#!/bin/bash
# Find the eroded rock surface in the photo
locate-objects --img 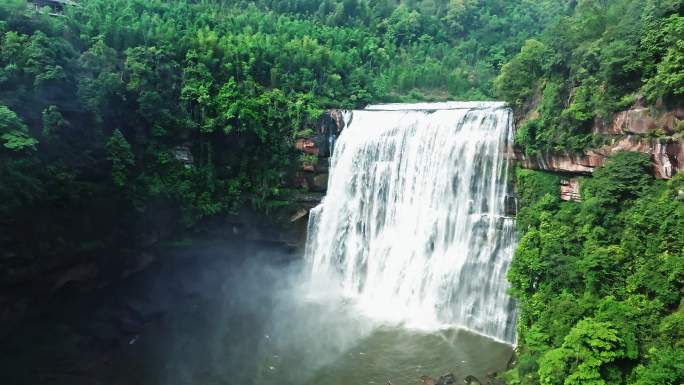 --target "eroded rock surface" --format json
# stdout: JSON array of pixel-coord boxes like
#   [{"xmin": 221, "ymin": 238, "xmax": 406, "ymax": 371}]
[
  {"xmin": 516, "ymin": 136, "xmax": 682, "ymax": 179},
  {"xmin": 600, "ymin": 107, "xmax": 684, "ymax": 135},
  {"xmin": 293, "ymin": 110, "xmax": 351, "ymax": 193},
  {"xmin": 560, "ymin": 177, "xmax": 581, "ymax": 202},
  {"xmin": 517, "ymin": 106, "xmax": 683, "ymax": 179}
]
